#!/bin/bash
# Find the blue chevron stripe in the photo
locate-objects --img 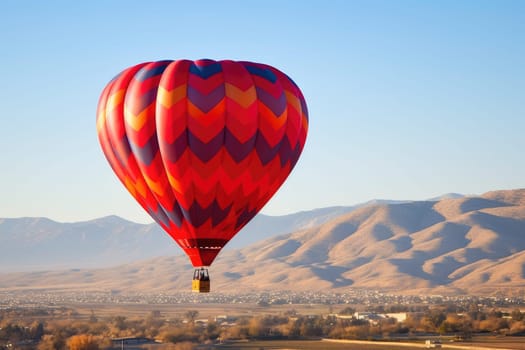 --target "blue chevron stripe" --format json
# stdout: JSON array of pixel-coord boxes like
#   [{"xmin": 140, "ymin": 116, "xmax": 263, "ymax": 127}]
[
  {"xmin": 190, "ymin": 61, "xmax": 223, "ymax": 79},
  {"xmin": 244, "ymin": 64, "xmax": 277, "ymax": 83},
  {"xmin": 134, "ymin": 61, "xmax": 171, "ymax": 82}
]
